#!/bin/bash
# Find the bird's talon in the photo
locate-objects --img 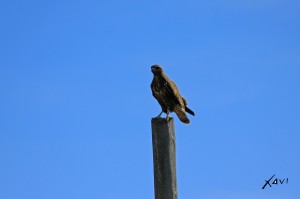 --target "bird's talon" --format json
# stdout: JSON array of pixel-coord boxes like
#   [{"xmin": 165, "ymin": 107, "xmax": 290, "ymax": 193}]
[
  {"xmin": 166, "ymin": 116, "xmax": 170, "ymax": 121},
  {"xmin": 155, "ymin": 111, "xmax": 163, "ymax": 118}
]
